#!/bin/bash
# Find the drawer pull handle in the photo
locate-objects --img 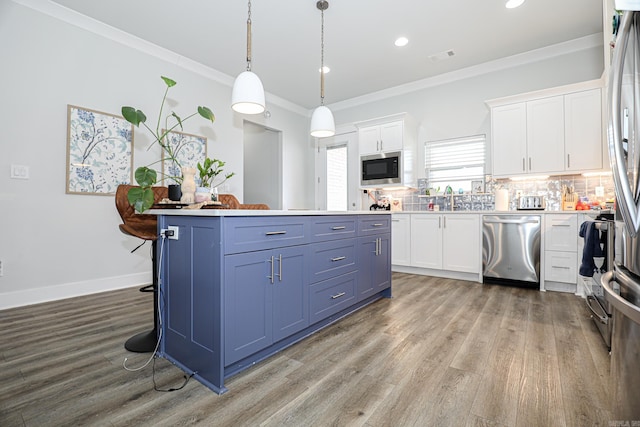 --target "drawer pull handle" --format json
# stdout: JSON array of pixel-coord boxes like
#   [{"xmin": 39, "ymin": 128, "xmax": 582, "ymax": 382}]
[
  {"xmin": 552, "ymin": 265, "xmax": 571, "ymax": 269},
  {"xmin": 331, "ymin": 226, "xmax": 346, "ymax": 230},
  {"xmin": 331, "ymin": 256, "xmax": 346, "ymax": 262},
  {"xmin": 331, "ymin": 292, "xmax": 346, "ymax": 299},
  {"xmin": 552, "ymin": 224, "xmax": 571, "ymax": 227},
  {"xmin": 265, "ymin": 230, "xmax": 287, "ymax": 236},
  {"xmin": 372, "ymin": 223, "xmax": 384, "ymax": 227}
]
